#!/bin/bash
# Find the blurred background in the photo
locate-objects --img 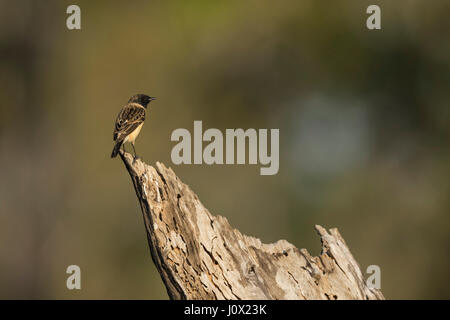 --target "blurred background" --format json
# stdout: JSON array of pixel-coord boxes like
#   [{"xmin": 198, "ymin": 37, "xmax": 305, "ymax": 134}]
[{"xmin": 0, "ymin": 0, "xmax": 449, "ymax": 299}]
